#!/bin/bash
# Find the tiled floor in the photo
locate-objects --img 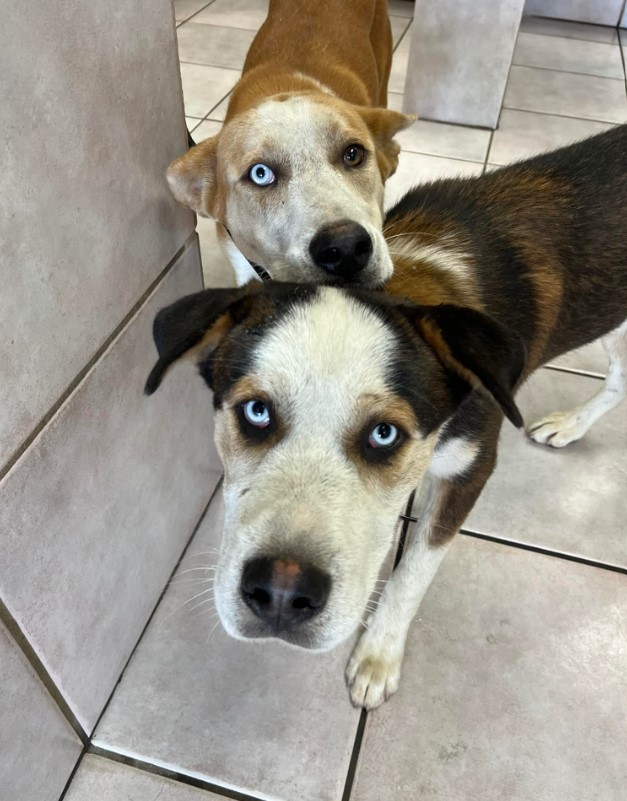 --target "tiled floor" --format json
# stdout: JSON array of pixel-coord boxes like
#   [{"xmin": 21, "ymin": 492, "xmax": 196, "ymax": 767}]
[{"xmin": 62, "ymin": 5, "xmax": 627, "ymax": 800}]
